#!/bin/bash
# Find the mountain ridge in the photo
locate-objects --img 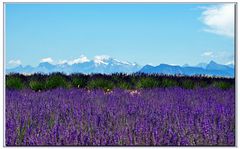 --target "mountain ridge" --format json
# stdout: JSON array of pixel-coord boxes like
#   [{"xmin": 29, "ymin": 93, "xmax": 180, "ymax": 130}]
[
  {"xmin": 139, "ymin": 61, "xmax": 234, "ymax": 77},
  {"xmin": 6, "ymin": 59, "xmax": 234, "ymax": 77},
  {"xmin": 7, "ymin": 58, "xmax": 141, "ymax": 74}
]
